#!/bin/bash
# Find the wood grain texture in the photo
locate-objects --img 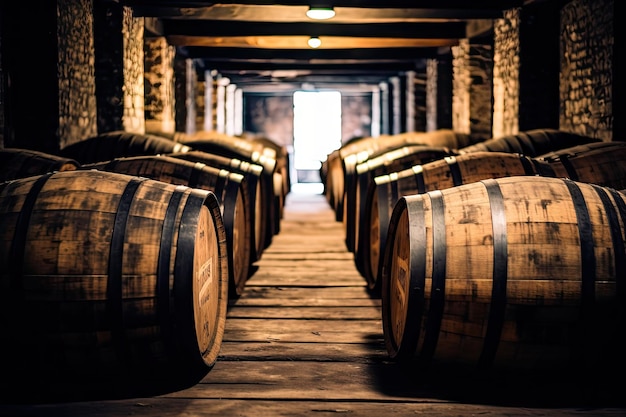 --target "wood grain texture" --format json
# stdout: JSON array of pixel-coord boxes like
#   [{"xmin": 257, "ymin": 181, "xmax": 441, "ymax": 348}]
[{"xmin": 0, "ymin": 188, "xmax": 624, "ymax": 415}]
